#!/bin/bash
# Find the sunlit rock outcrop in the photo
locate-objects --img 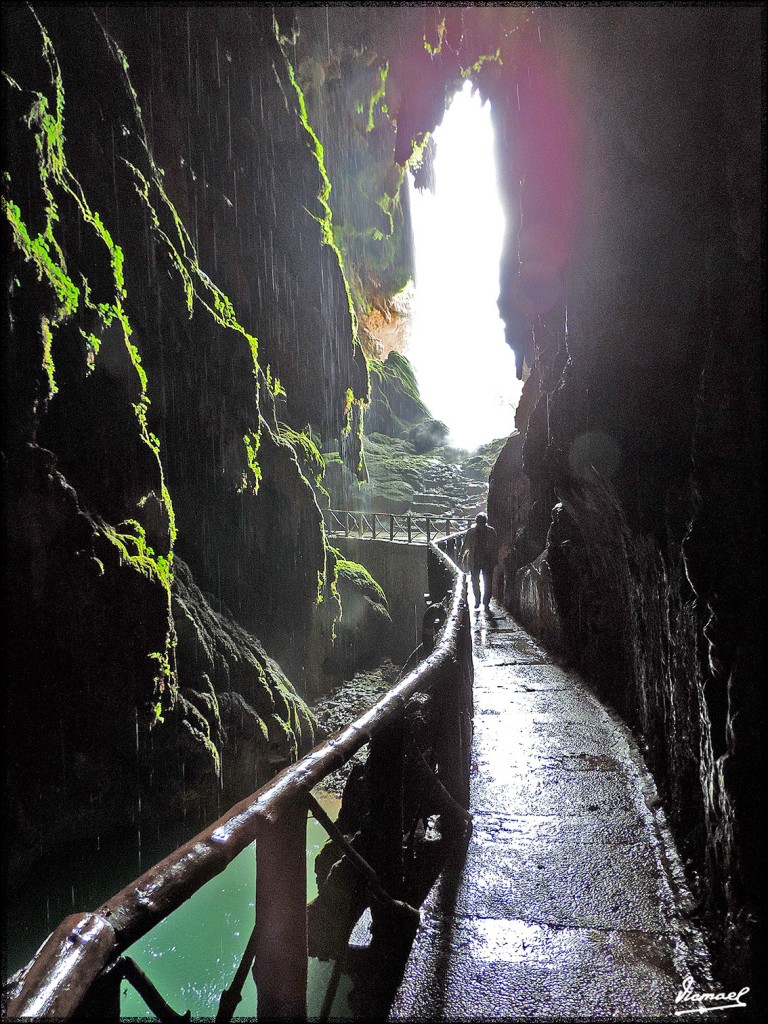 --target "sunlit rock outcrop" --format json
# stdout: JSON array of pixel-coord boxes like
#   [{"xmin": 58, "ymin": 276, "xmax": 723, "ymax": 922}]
[{"xmin": 323, "ymin": 350, "xmax": 499, "ymax": 519}]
